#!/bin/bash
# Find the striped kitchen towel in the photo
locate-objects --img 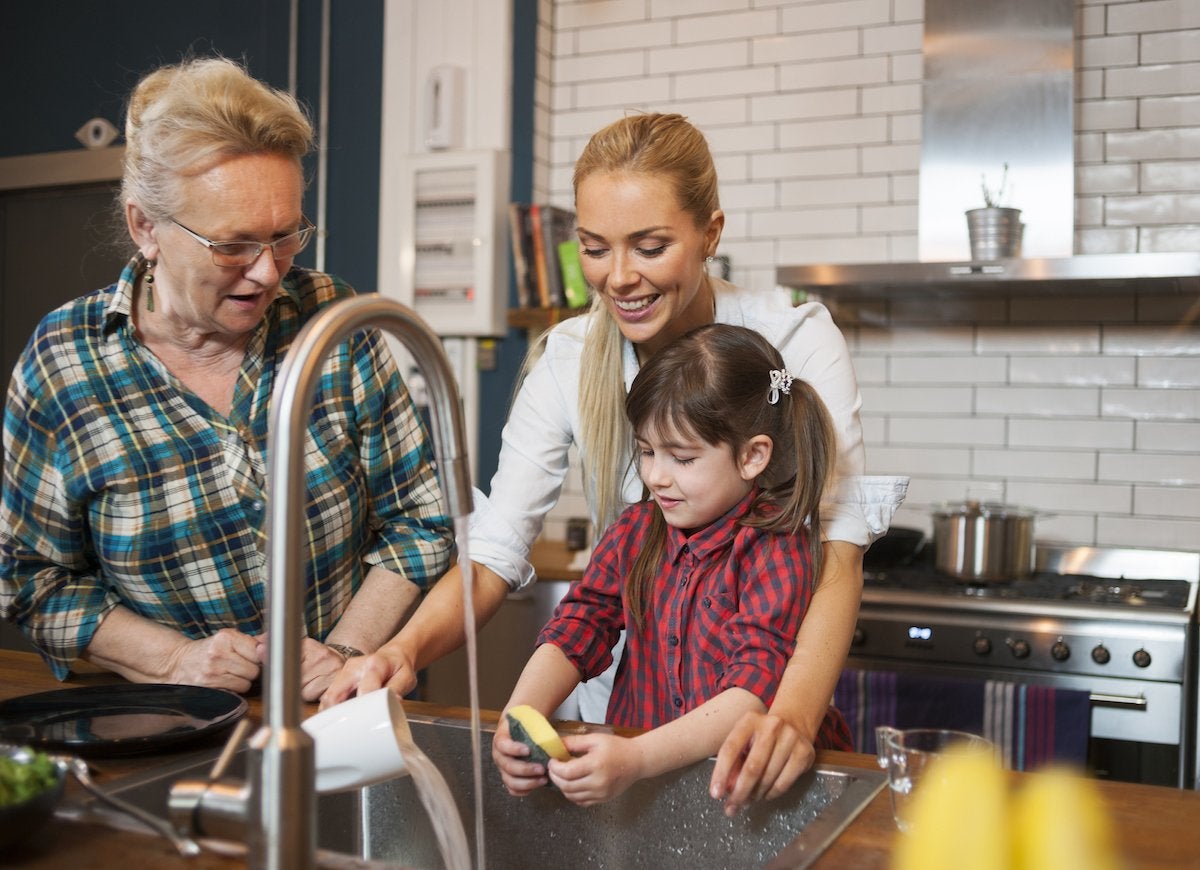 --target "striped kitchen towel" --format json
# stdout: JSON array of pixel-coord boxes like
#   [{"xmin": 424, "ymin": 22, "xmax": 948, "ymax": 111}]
[{"xmin": 833, "ymin": 667, "xmax": 1091, "ymax": 771}]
